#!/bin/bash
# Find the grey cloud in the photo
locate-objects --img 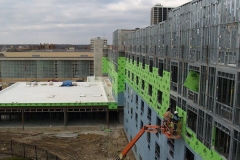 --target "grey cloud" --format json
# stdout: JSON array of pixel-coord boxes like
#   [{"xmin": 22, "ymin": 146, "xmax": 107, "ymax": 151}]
[{"xmin": 0, "ymin": 0, "xmax": 190, "ymax": 44}]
